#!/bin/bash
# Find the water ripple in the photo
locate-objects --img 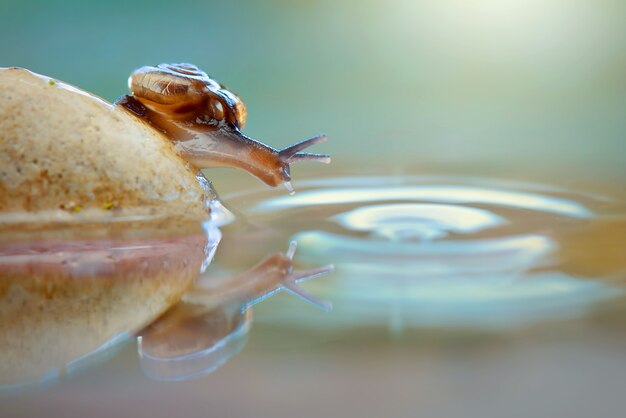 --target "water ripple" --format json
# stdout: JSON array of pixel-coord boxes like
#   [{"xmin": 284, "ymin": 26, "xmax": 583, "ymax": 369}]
[
  {"xmin": 225, "ymin": 176, "xmax": 625, "ymax": 329},
  {"xmin": 333, "ymin": 203, "xmax": 506, "ymax": 241},
  {"xmin": 253, "ymin": 184, "xmax": 594, "ymax": 218}
]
